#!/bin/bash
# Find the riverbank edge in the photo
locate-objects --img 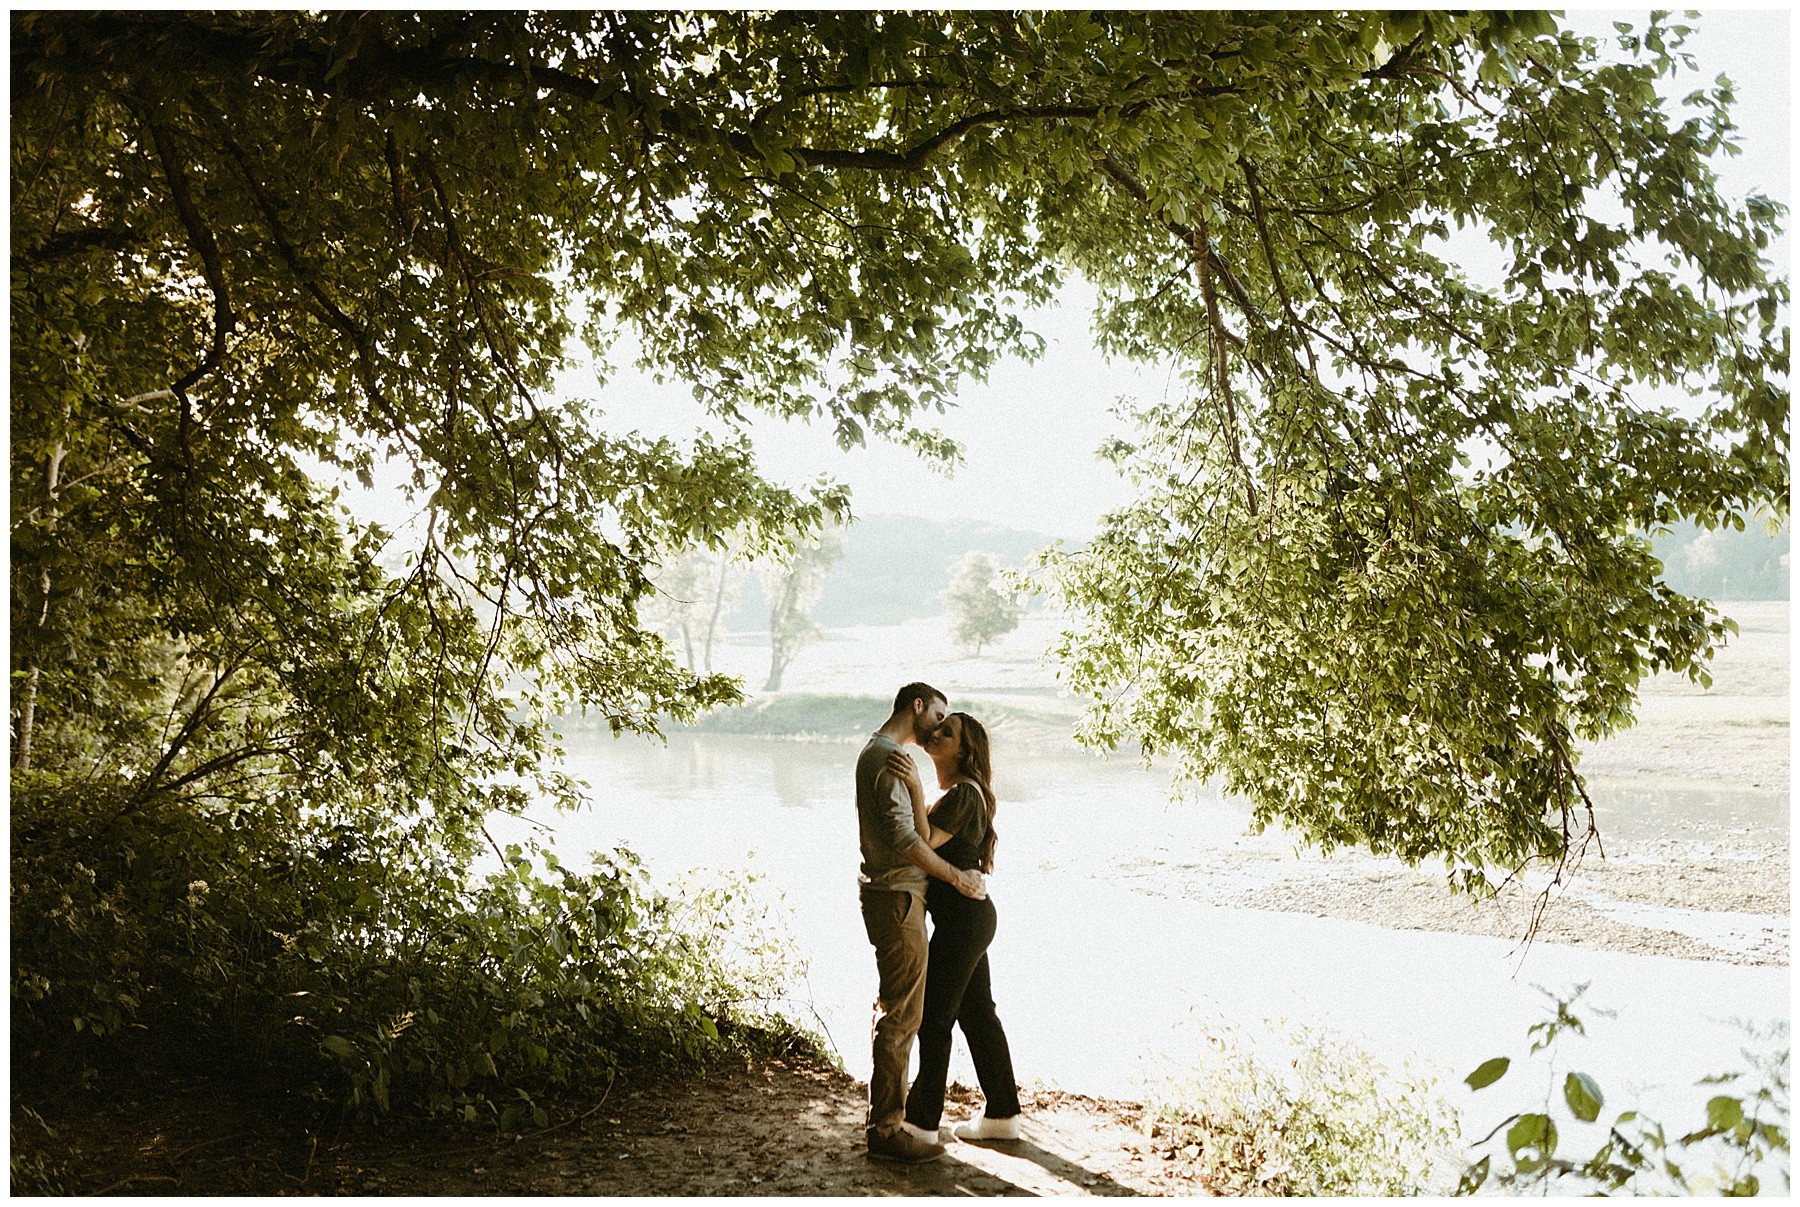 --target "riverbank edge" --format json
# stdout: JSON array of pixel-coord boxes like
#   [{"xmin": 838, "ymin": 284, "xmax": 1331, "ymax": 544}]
[
  {"xmin": 564, "ymin": 690, "xmax": 1088, "ymax": 746},
  {"xmin": 561, "ymin": 694, "xmax": 1785, "ymax": 798}
]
